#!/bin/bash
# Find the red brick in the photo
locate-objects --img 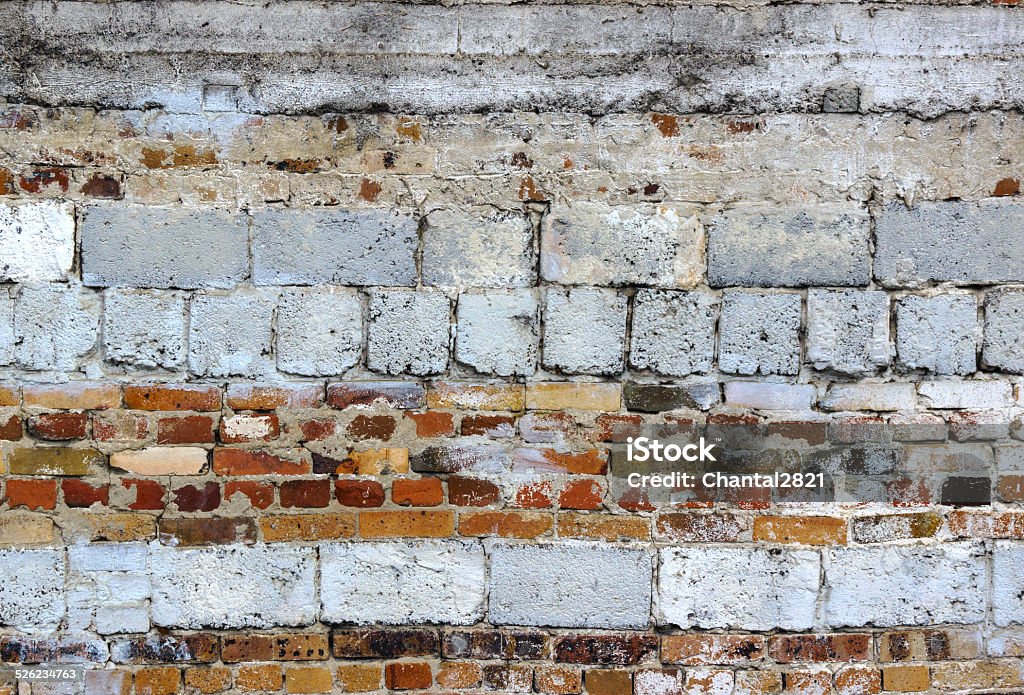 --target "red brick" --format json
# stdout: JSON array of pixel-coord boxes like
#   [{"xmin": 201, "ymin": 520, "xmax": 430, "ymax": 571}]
[
  {"xmin": 122, "ymin": 479, "xmax": 165, "ymax": 510},
  {"xmin": 385, "ymin": 662, "xmax": 432, "ymax": 690},
  {"xmin": 28, "ymin": 412, "xmax": 88, "ymax": 440},
  {"xmin": 159, "ymin": 518, "xmax": 256, "ymax": 545},
  {"xmin": 661, "ymin": 635, "xmax": 765, "ymax": 665},
  {"xmin": 224, "ymin": 481, "xmax": 275, "ymax": 509},
  {"xmin": 280, "ymin": 480, "xmax": 332, "ymax": 508},
  {"xmin": 996, "ymin": 475, "xmax": 1024, "ymax": 502},
  {"xmin": 93, "ymin": 412, "xmax": 148, "ymax": 441},
  {"xmin": 172, "ymin": 482, "xmax": 221, "ymax": 512},
  {"xmin": 298, "ymin": 419, "xmax": 336, "ymax": 442},
  {"xmin": 124, "ymin": 385, "xmax": 221, "ymax": 411},
  {"xmin": 723, "ymin": 485, "xmax": 772, "ymax": 510},
  {"xmin": 333, "ymin": 629, "xmax": 440, "ymax": 659},
  {"xmin": 157, "ymin": 415, "xmax": 215, "ymax": 444},
  {"xmin": 554, "ymin": 635, "xmax": 658, "ymax": 665},
  {"xmin": 513, "ymin": 448, "xmax": 608, "ymax": 474},
  {"xmin": 513, "ymin": 481, "xmax": 554, "ymax": 509},
  {"xmin": 460, "ymin": 511, "xmax": 553, "ymax": 539},
  {"xmin": 448, "ymin": 476, "xmax": 501, "ymax": 506},
  {"xmin": 5, "ymin": 479, "xmax": 57, "ymax": 510},
  {"xmin": 335, "ymin": 480, "xmax": 385, "ymax": 508},
  {"xmin": 769, "ymin": 635, "xmax": 871, "ymax": 663},
  {"xmin": 392, "ymin": 478, "xmax": 443, "ymax": 506},
  {"xmin": 212, "ymin": 449, "xmax": 311, "ymax": 476},
  {"xmin": 347, "ymin": 414, "xmax": 397, "ymax": 441},
  {"xmin": 593, "ymin": 414, "xmax": 642, "ymax": 443},
  {"xmin": 559, "ymin": 479, "xmax": 604, "ymax": 510},
  {"xmin": 616, "ymin": 487, "xmax": 656, "ymax": 512},
  {"xmin": 61, "ymin": 479, "xmax": 109, "ymax": 507},
  {"xmin": 656, "ymin": 513, "xmax": 745, "ymax": 542},
  {"xmin": 327, "ymin": 382, "xmax": 424, "ymax": 409},
  {"xmin": 405, "ymin": 411, "xmax": 454, "ymax": 438},
  {"xmin": 461, "ymin": 414, "xmax": 515, "ymax": 437},
  {"xmin": 886, "ymin": 478, "xmax": 931, "ymax": 507},
  {"xmin": 226, "ymin": 383, "xmax": 322, "ymax": 410},
  {"xmin": 220, "ymin": 413, "xmax": 280, "ymax": 443},
  {"xmin": 0, "ymin": 414, "xmax": 23, "ymax": 440}
]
